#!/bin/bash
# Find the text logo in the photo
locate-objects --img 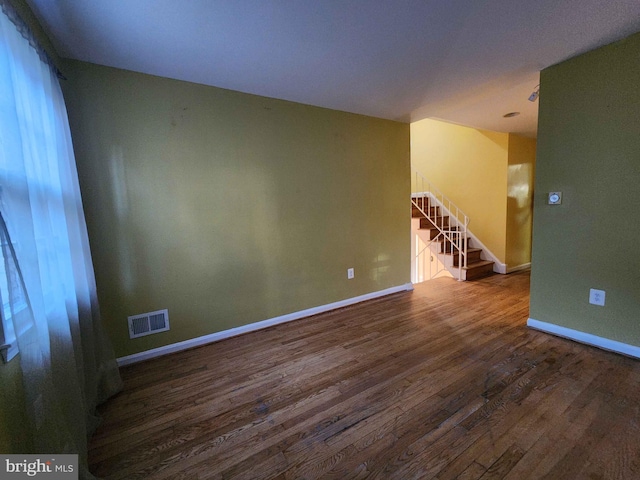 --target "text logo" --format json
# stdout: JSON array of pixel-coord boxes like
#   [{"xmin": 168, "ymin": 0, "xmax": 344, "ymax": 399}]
[{"xmin": 1, "ymin": 455, "xmax": 78, "ymax": 479}]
